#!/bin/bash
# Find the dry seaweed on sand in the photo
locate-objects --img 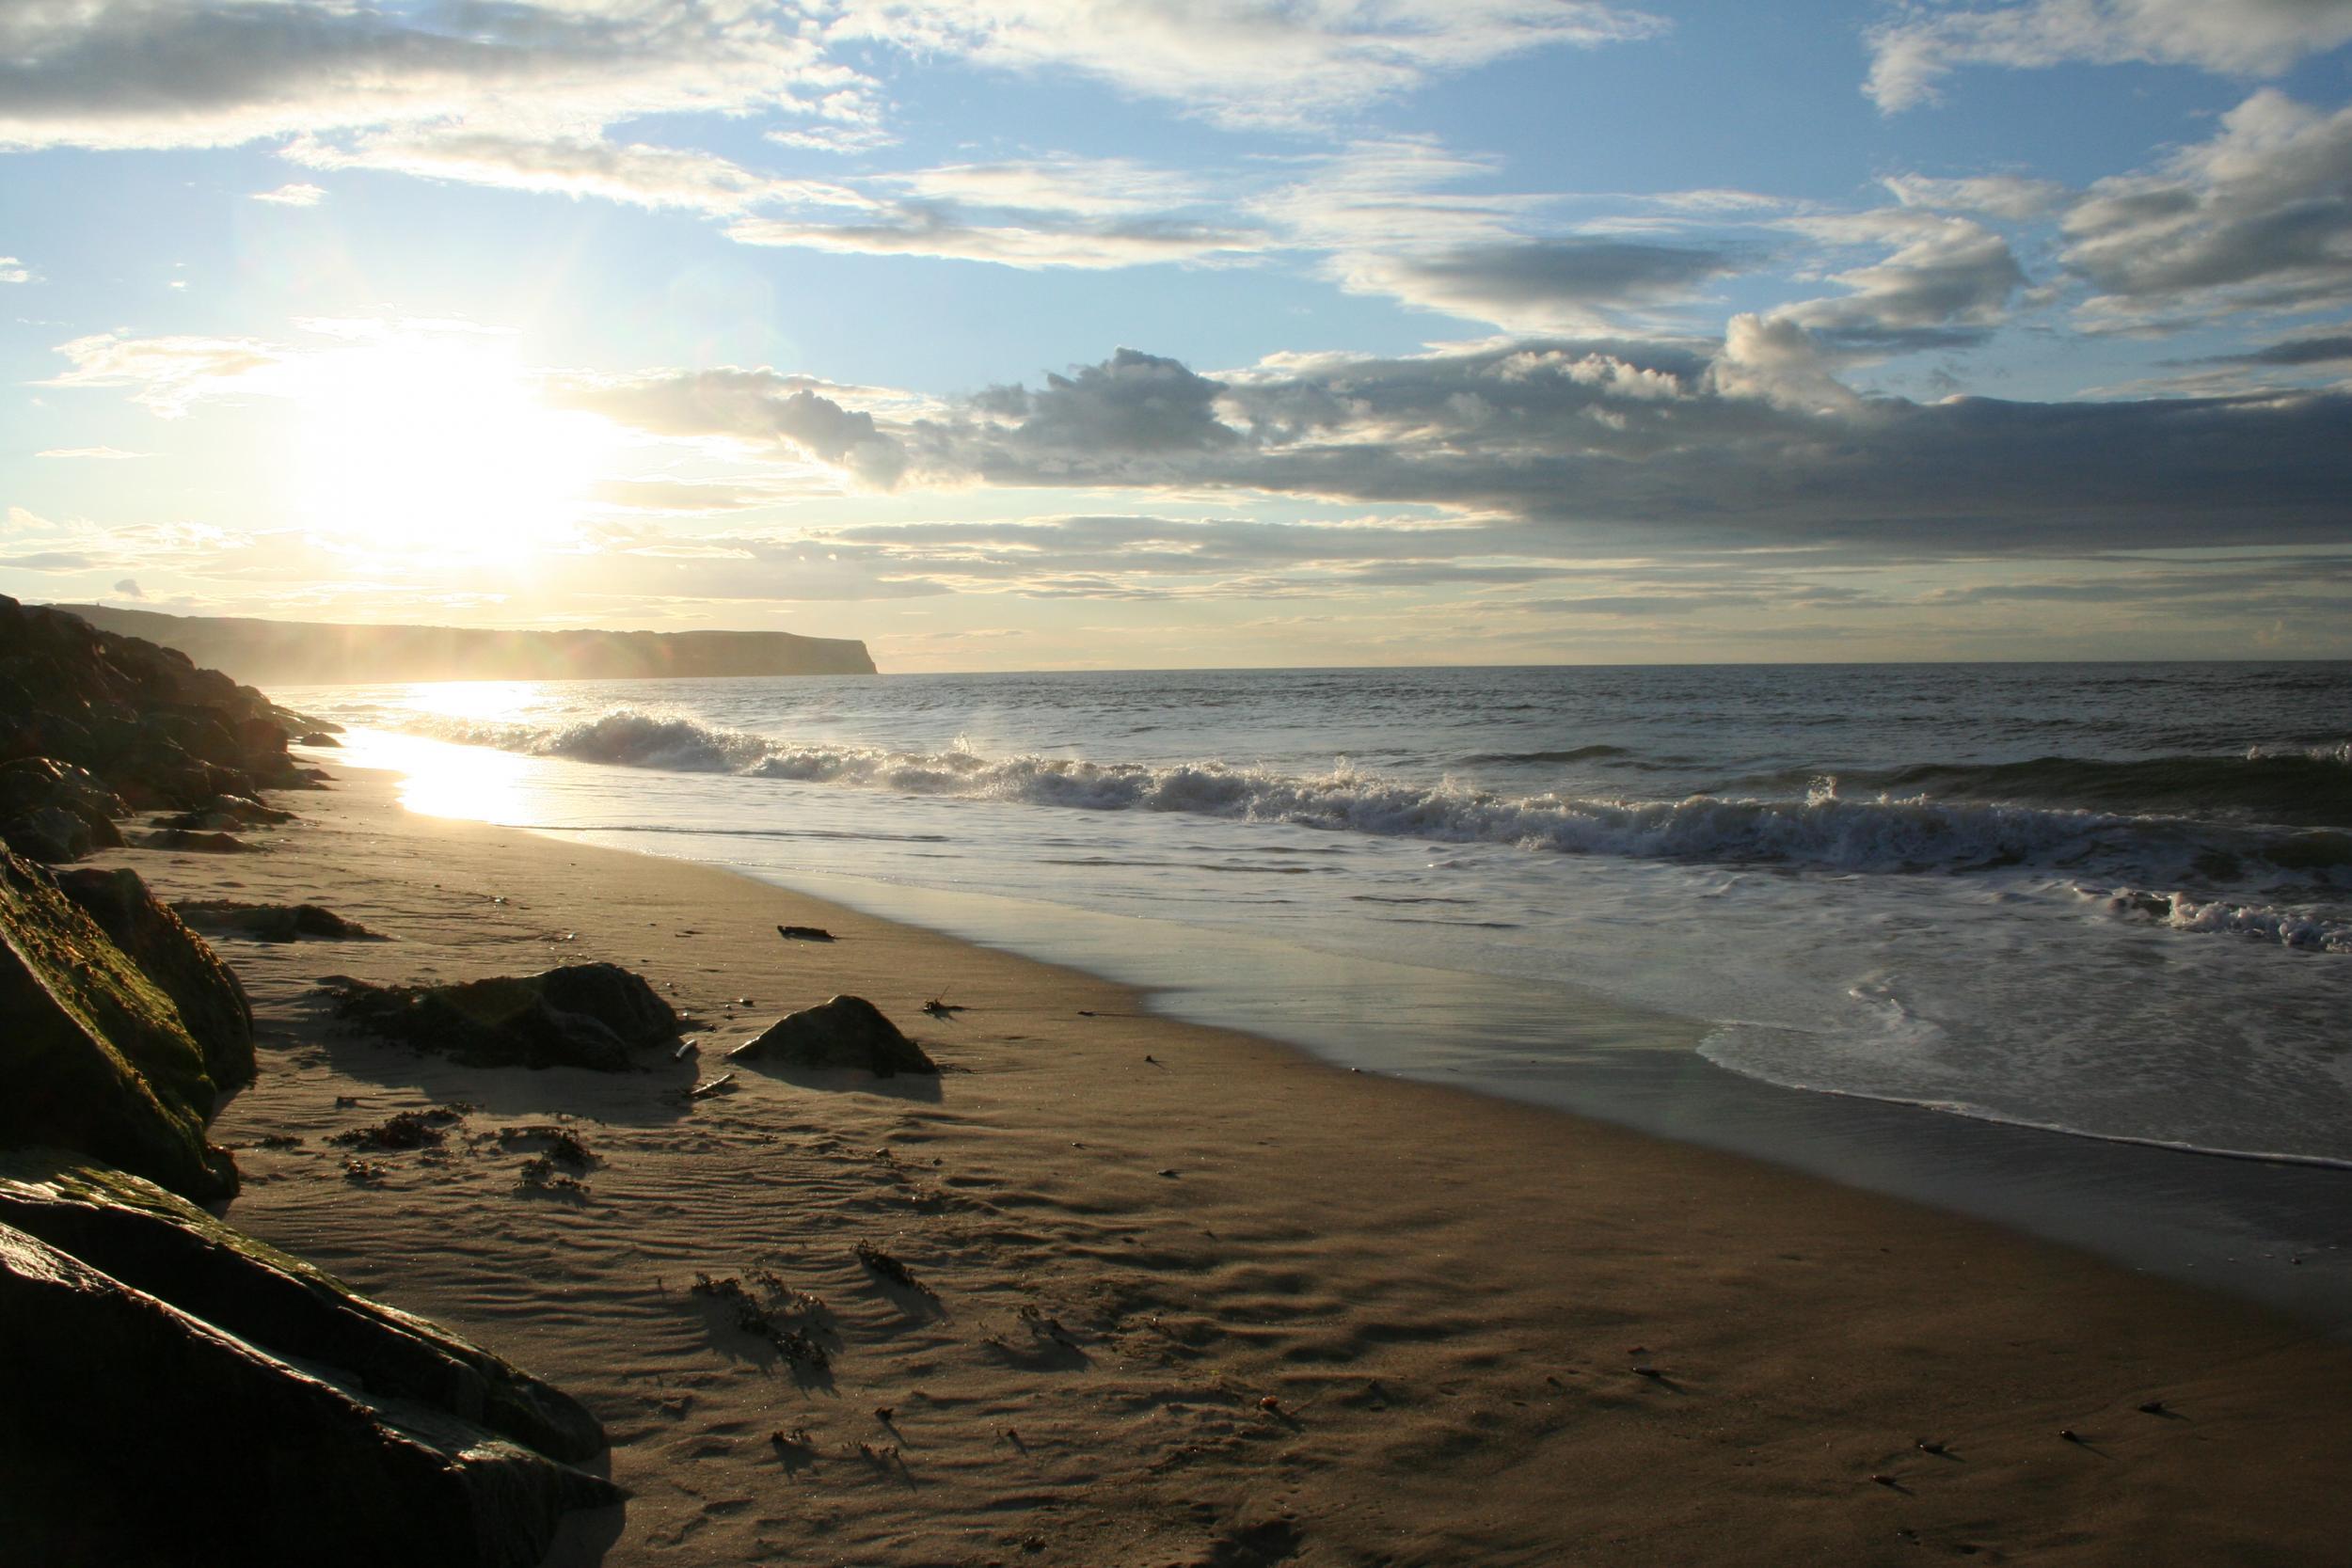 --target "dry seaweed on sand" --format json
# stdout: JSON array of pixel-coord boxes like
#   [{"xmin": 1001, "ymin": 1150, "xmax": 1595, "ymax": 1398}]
[
  {"xmin": 329, "ymin": 1104, "xmax": 470, "ymax": 1151},
  {"xmin": 853, "ymin": 1240, "xmax": 934, "ymax": 1296},
  {"xmin": 516, "ymin": 1155, "xmax": 589, "ymax": 1195},
  {"xmin": 497, "ymin": 1123, "xmax": 594, "ymax": 1168},
  {"xmin": 688, "ymin": 1272, "xmax": 832, "ymax": 1367}
]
